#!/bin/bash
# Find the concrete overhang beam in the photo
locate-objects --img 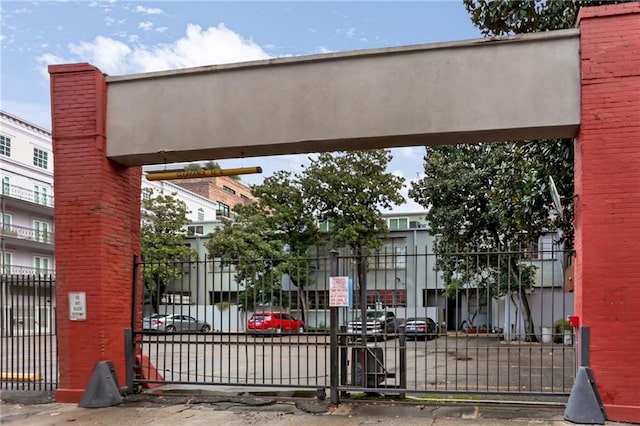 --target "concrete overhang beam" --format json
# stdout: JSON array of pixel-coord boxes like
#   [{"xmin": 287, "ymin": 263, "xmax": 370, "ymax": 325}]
[{"xmin": 106, "ymin": 29, "xmax": 580, "ymax": 167}]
